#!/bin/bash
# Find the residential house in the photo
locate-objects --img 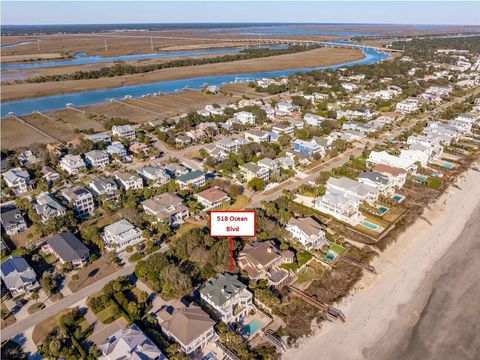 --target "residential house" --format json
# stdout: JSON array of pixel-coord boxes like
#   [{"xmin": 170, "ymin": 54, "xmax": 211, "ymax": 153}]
[
  {"xmin": 272, "ymin": 123, "xmax": 294, "ymax": 136},
  {"xmin": 237, "ymin": 241, "xmax": 291, "ymax": 286},
  {"xmin": 61, "ymin": 186, "xmax": 95, "ymax": 217},
  {"xmin": 41, "ymin": 232, "xmax": 89, "ymax": 268},
  {"xmin": 18, "ymin": 150, "xmax": 38, "ymax": 166},
  {"xmin": 277, "ymin": 156, "xmax": 295, "ymax": 169},
  {"xmin": 163, "ymin": 163, "xmax": 190, "ymax": 178},
  {"xmin": 372, "ymin": 164, "xmax": 407, "ymax": 188},
  {"xmin": 114, "ymin": 172, "xmax": 143, "ymax": 190},
  {"xmin": 85, "ymin": 150, "xmax": 110, "ymax": 169},
  {"xmin": 358, "ymin": 171, "xmax": 395, "ymax": 196},
  {"xmin": 275, "ymin": 102, "xmax": 294, "ymax": 115},
  {"xmin": 195, "ymin": 187, "xmax": 230, "ymax": 210},
  {"xmin": 175, "ymin": 134, "xmax": 193, "ymax": 146},
  {"xmin": 3, "ymin": 167, "xmax": 30, "ymax": 196},
  {"xmin": 396, "ymin": 98, "xmax": 419, "ymax": 113},
  {"xmin": 239, "ymin": 162, "xmax": 269, "ymax": 182},
  {"xmin": 304, "ymin": 113, "xmax": 325, "ymax": 127},
  {"xmin": 137, "ymin": 166, "xmax": 169, "ymax": 186},
  {"xmin": 142, "ymin": 193, "xmax": 189, "ymax": 226},
  {"xmin": 257, "ymin": 157, "xmax": 279, "ymax": 173},
  {"xmin": 157, "ymin": 301, "xmax": 217, "ymax": 356},
  {"xmin": 112, "ymin": 124, "xmax": 136, "ymax": 140},
  {"xmin": 233, "ymin": 111, "xmax": 256, "ymax": 125},
  {"xmin": 326, "ymin": 176, "xmax": 379, "ymax": 205},
  {"xmin": 89, "ymin": 177, "xmax": 119, "ymax": 202},
  {"xmin": 175, "ymin": 170, "xmax": 206, "ymax": 190},
  {"xmin": 367, "ymin": 151, "xmax": 417, "ymax": 172},
  {"xmin": 59, "ymin": 155, "xmax": 86, "ymax": 175},
  {"xmin": 1, "ymin": 256, "xmax": 39, "ymax": 297},
  {"xmin": 244, "ymin": 130, "xmax": 271, "ymax": 143},
  {"xmin": 106, "ymin": 142, "xmax": 128, "ymax": 160},
  {"xmin": 315, "ymin": 185, "xmax": 362, "ymax": 226},
  {"xmin": 200, "ymin": 273, "xmax": 253, "ymax": 324},
  {"xmin": 98, "ymin": 324, "xmax": 167, "ymax": 360},
  {"xmin": 87, "ymin": 132, "xmax": 111, "ymax": 144},
  {"xmin": 1, "ymin": 206, "xmax": 28, "ymax": 236},
  {"xmin": 286, "ymin": 217, "xmax": 327, "ymax": 249},
  {"xmin": 293, "ymin": 139, "xmax": 323, "ymax": 156},
  {"xmin": 41, "ymin": 166, "xmax": 60, "ymax": 183},
  {"xmin": 101, "ymin": 219, "xmax": 144, "ymax": 252},
  {"xmin": 129, "ymin": 142, "xmax": 150, "ymax": 155},
  {"xmin": 33, "ymin": 192, "xmax": 67, "ymax": 223}
]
